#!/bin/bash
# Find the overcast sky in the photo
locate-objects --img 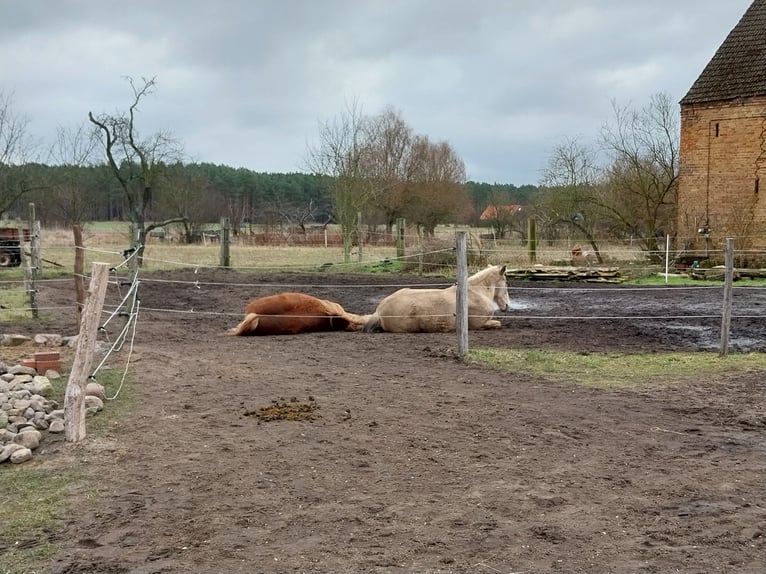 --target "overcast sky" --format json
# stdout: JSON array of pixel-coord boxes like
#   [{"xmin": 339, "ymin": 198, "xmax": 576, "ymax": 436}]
[{"xmin": 1, "ymin": 0, "xmax": 753, "ymax": 185}]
